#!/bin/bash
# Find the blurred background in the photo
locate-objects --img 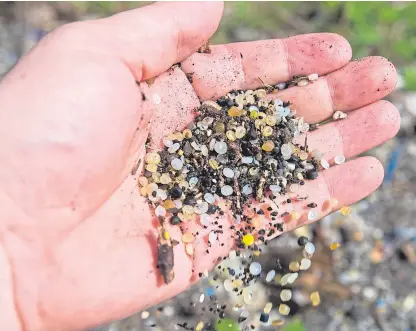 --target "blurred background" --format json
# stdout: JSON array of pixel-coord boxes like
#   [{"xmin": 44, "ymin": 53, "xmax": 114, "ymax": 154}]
[{"xmin": 1, "ymin": 2, "xmax": 415, "ymax": 331}]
